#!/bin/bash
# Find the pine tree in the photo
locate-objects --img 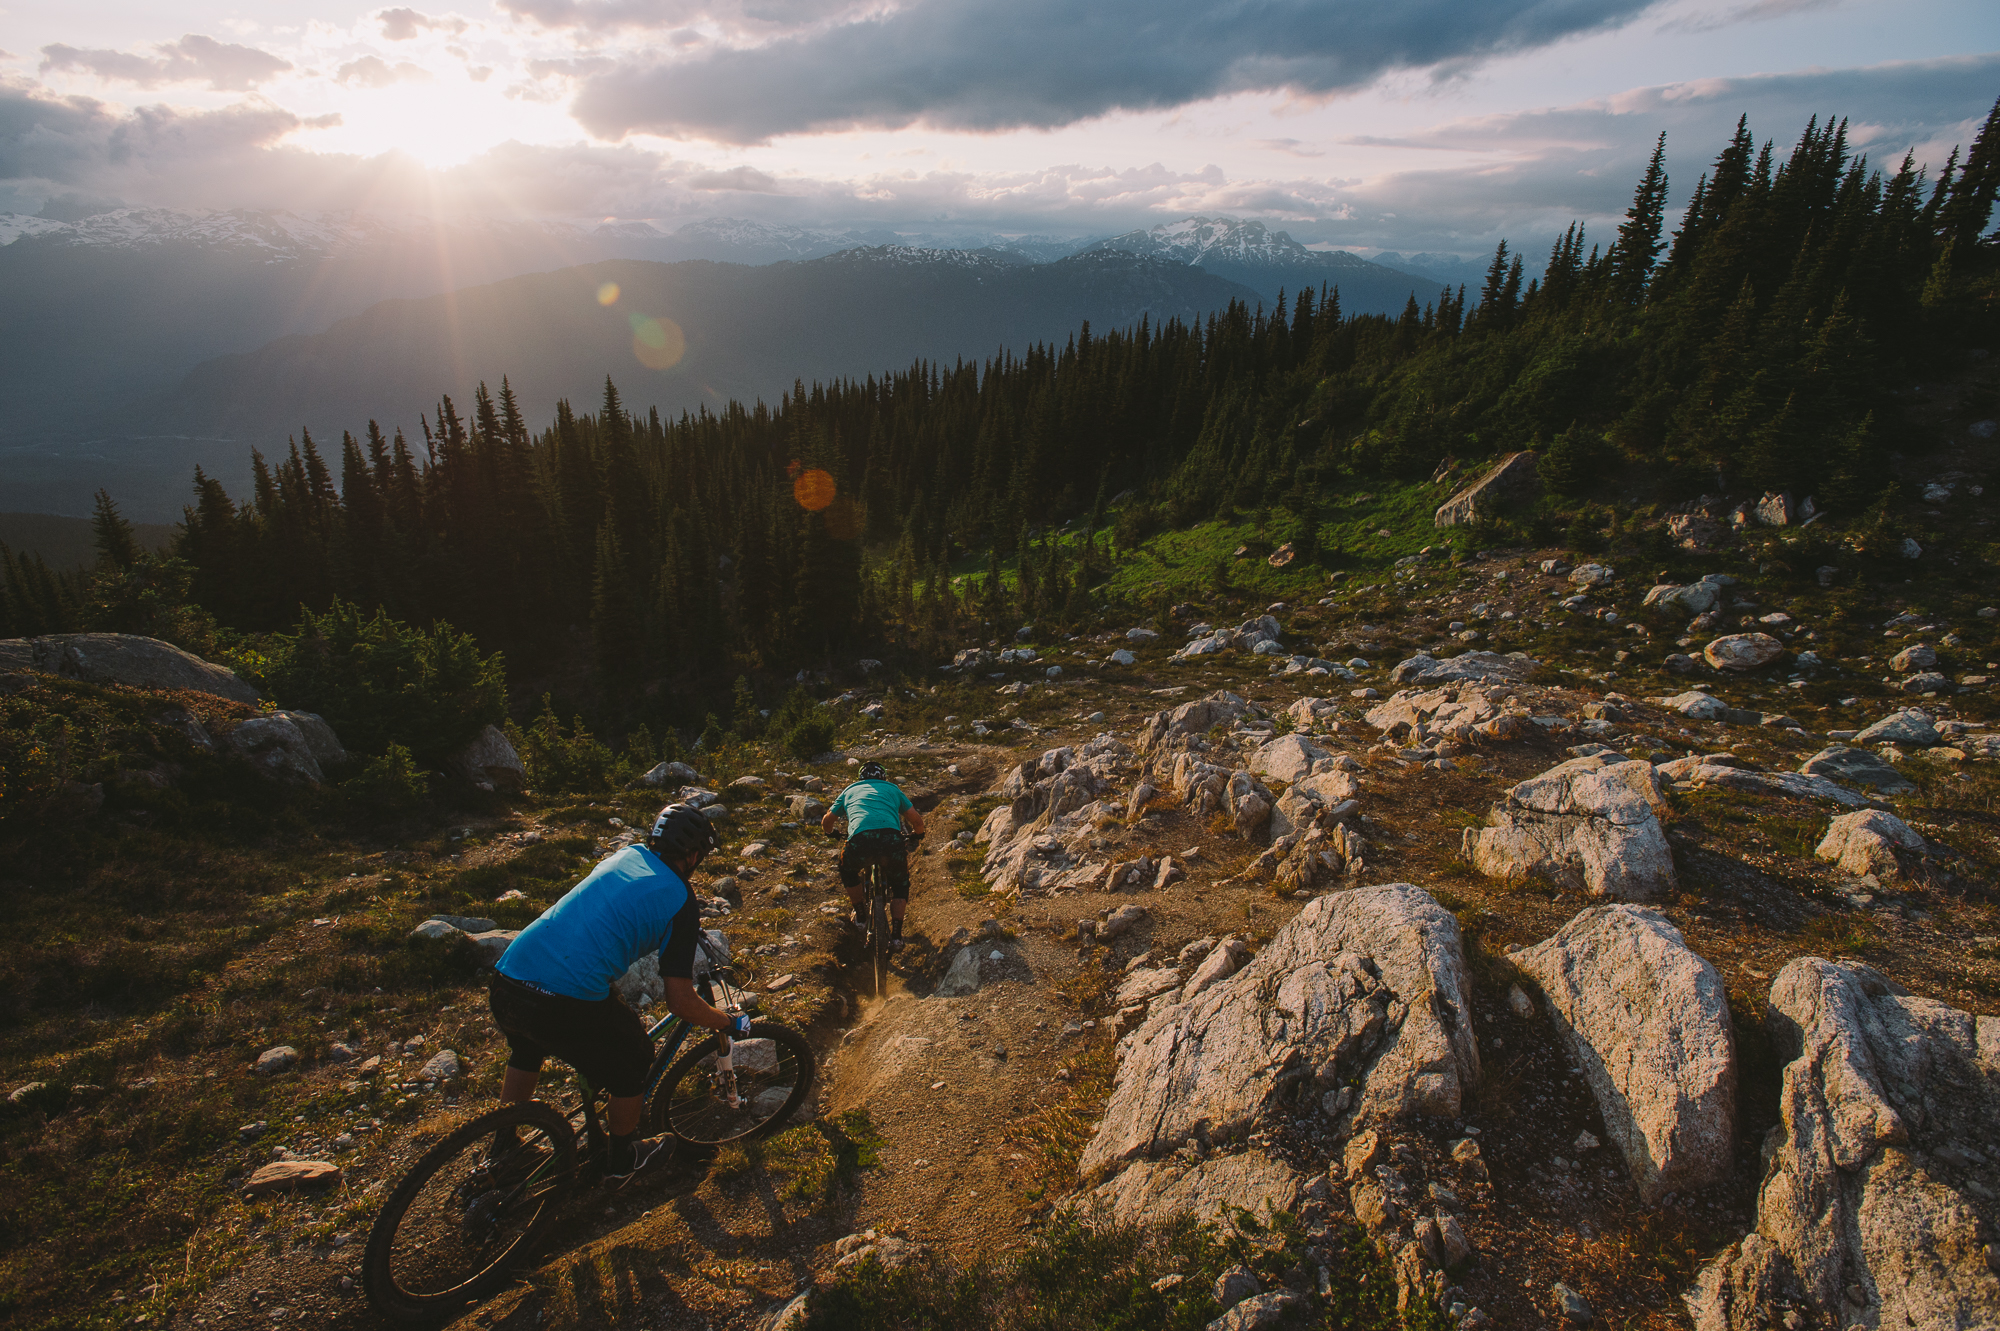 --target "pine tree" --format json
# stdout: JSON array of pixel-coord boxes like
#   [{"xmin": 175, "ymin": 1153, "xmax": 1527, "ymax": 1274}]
[
  {"xmin": 91, "ymin": 489, "xmax": 139, "ymax": 571},
  {"xmin": 1611, "ymin": 133, "xmax": 1670, "ymax": 303}
]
